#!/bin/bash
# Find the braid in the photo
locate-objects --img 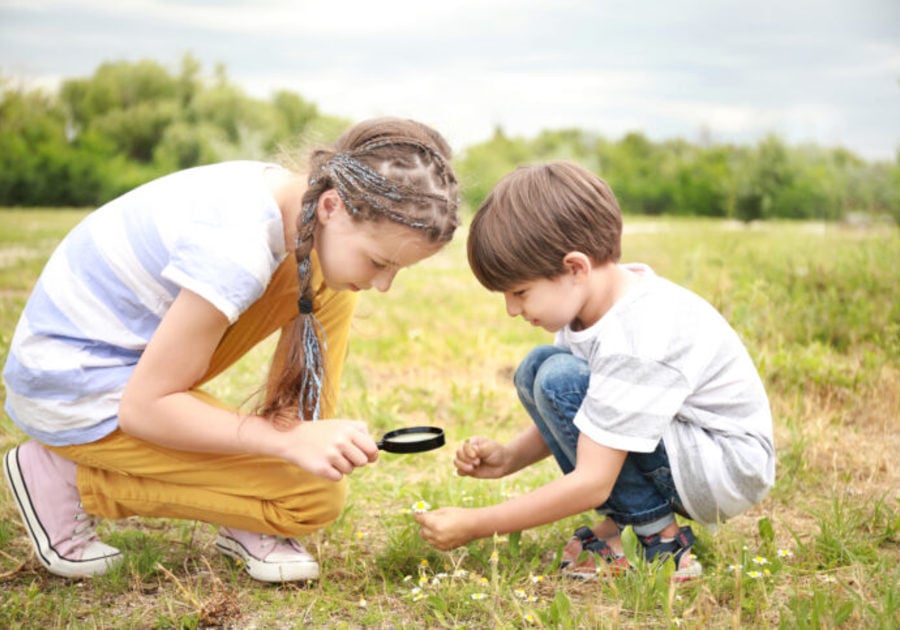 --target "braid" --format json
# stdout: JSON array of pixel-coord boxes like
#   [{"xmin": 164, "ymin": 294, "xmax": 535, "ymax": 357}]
[{"xmin": 259, "ymin": 118, "xmax": 460, "ymax": 423}]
